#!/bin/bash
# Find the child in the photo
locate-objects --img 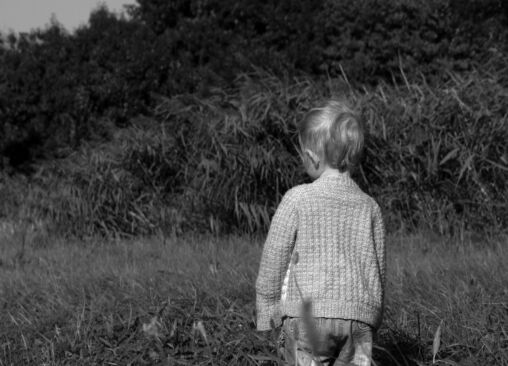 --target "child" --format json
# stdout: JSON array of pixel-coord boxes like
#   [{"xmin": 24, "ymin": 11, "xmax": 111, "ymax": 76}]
[{"xmin": 255, "ymin": 100, "xmax": 385, "ymax": 366}]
